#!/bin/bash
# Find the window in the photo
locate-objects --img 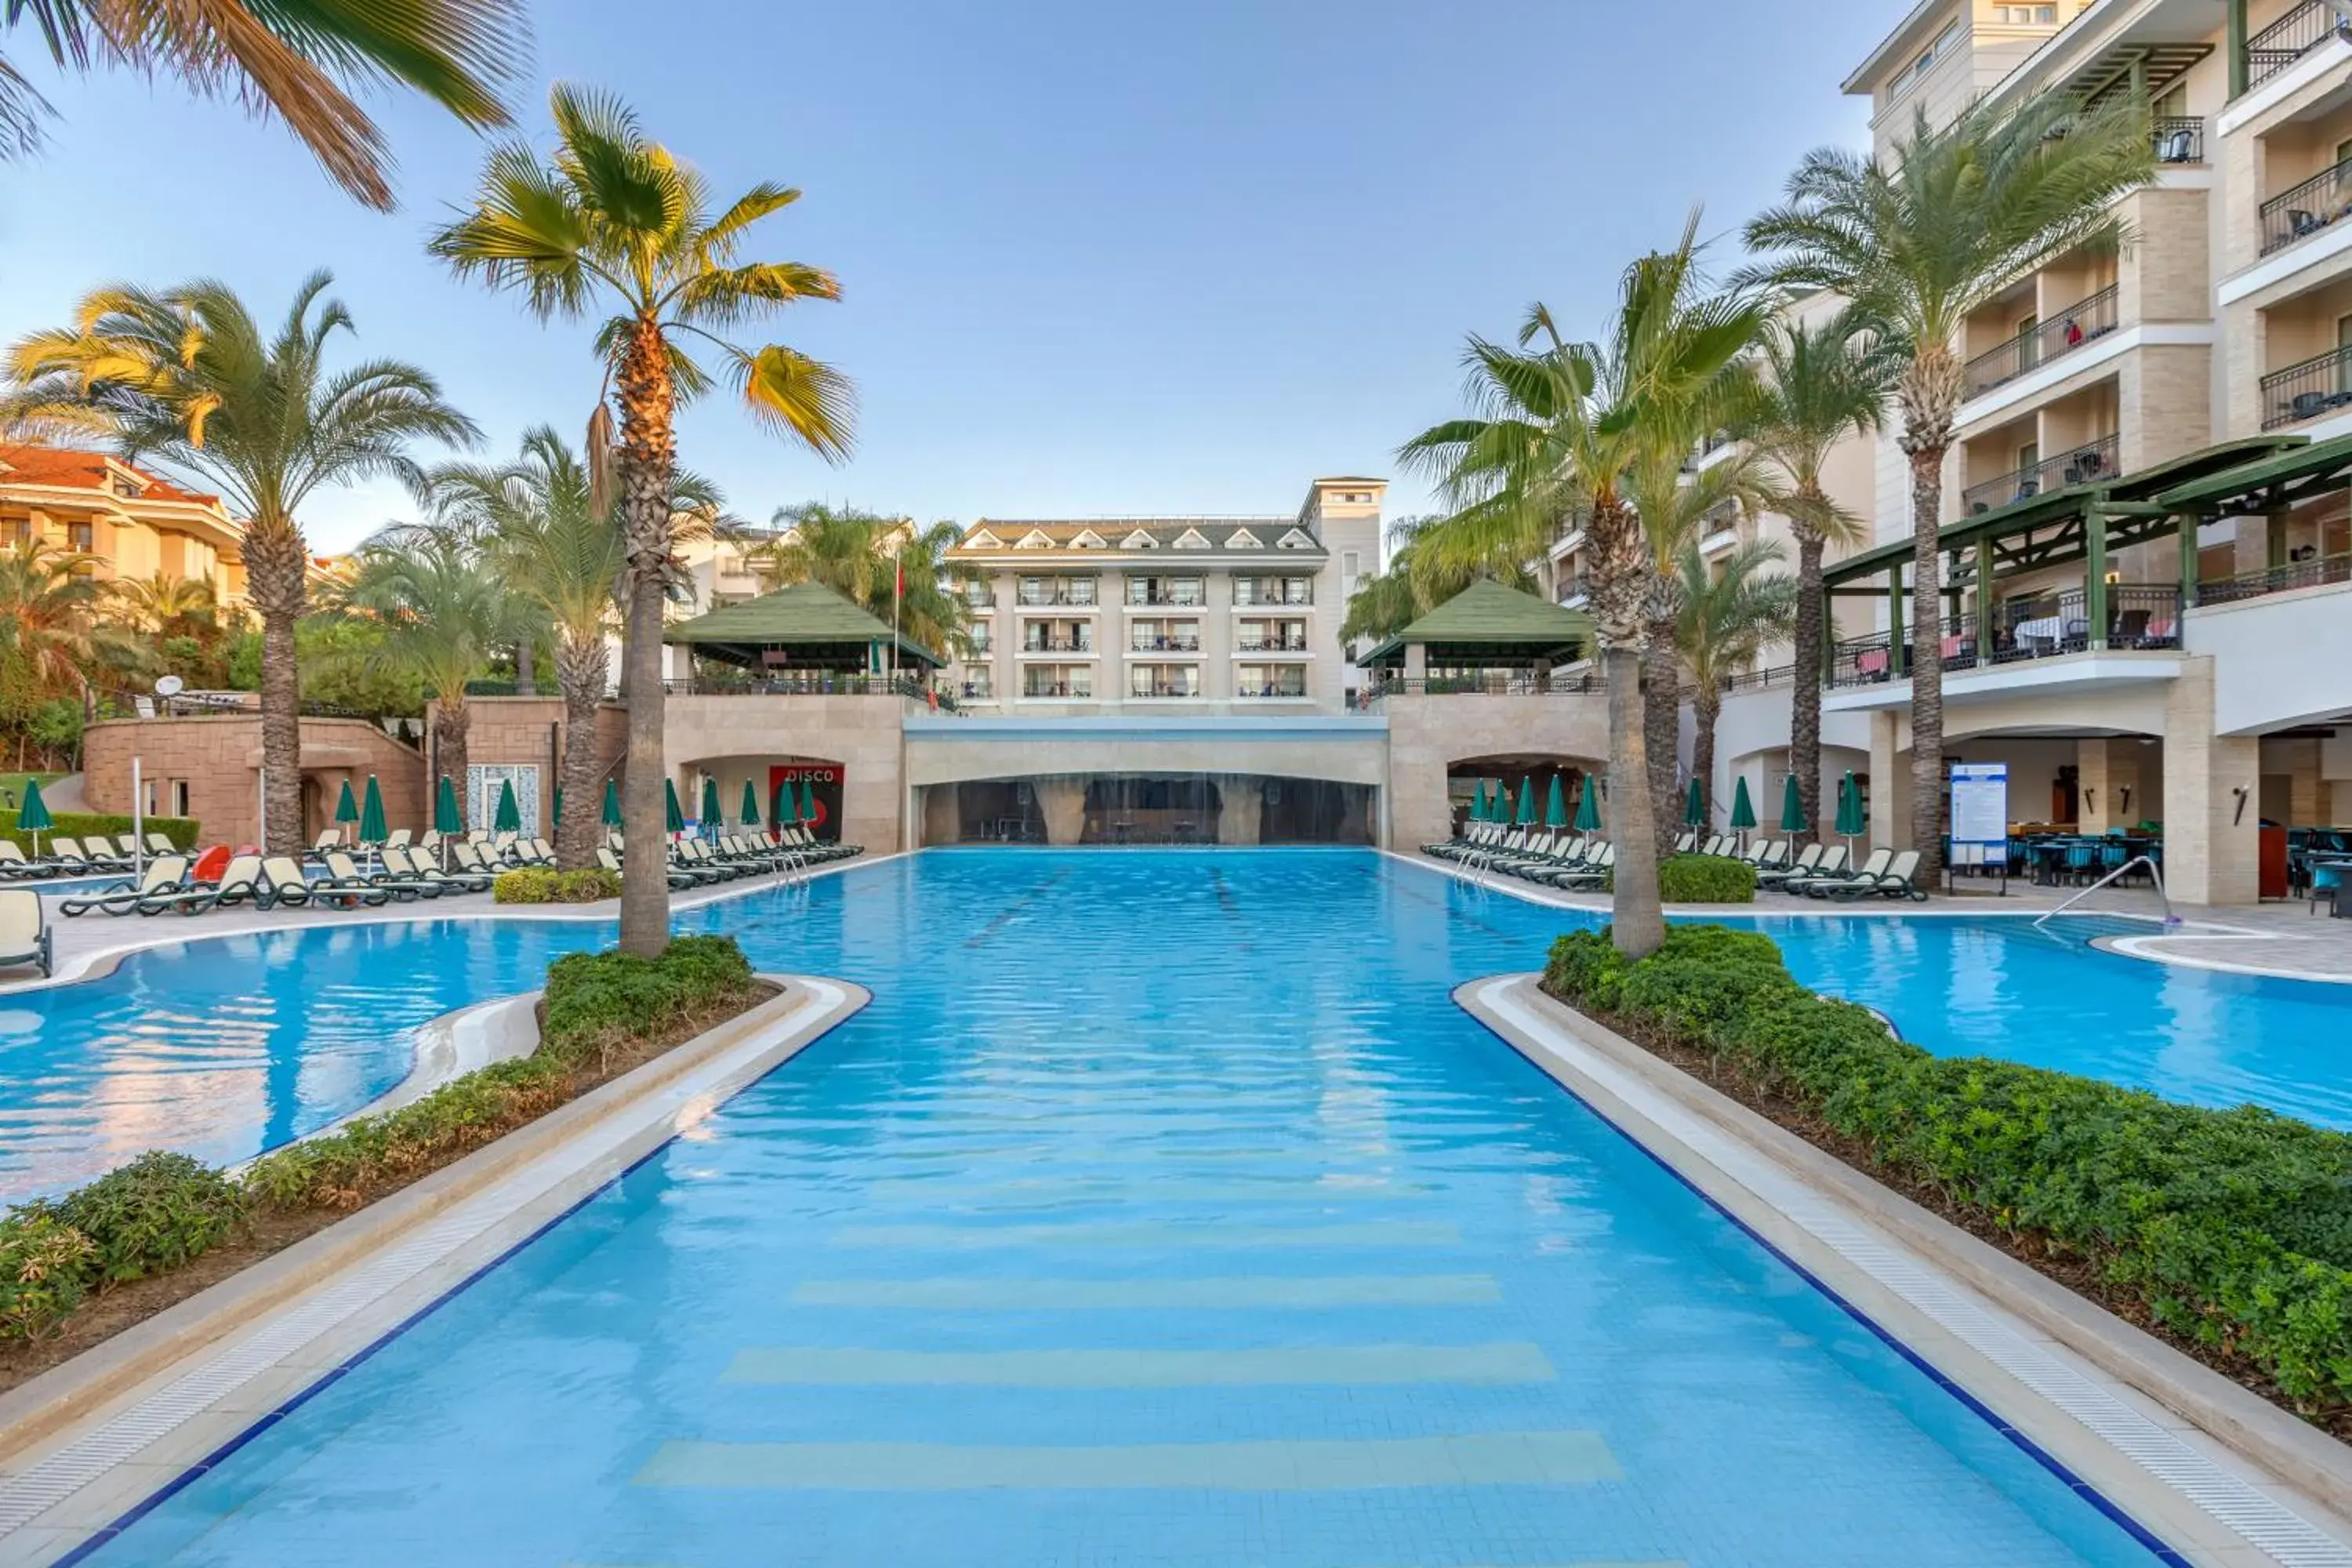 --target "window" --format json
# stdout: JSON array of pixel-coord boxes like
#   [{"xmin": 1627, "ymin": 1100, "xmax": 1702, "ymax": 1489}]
[
  {"xmin": 1128, "ymin": 663, "xmax": 1200, "ymax": 699},
  {"xmin": 2016, "ymin": 441, "xmax": 2040, "ymax": 477},
  {"xmin": 1236, "ymin": 663, "xmax": 1309, "ymax": 699},
  {"xmin": 1022, "ymin": 664, "xmax": 1092, "ymax": 699},
  {"xmin": 67, "ymin": 521, "xmax": 93, "ymax": 551},
  {"xmin": 1129, "ymin": 619, "xmax": 1200, "ymax": 652},
  {"xmin": 1992, "ymin": 4, "xmax": 2056, "ymax": 23},
  {"xmin": 968, "ymin": 623, "xmax": 992, "ymax": 655},
  {"xmin": 1236, "ymin": 618, "xmax": 1308, "ymax": 652},
  {"xmin": 1017, "ymin": 575, "xmax": 1095, "ymax": 607},
  {"xmin": 1895, "ymin": 20, "xmax": 1961, "ymax": 97},
  {"xmin": 1021, "ymin": 618, "xmax": 1092, "ymax": 653},
  {"xmin": 962, "ymin": 666, "xmax": 994, "ymax": 701},
  {"xmin": 0, "ymin": 519, "xmax": 25, "ymax": 546},
  {"xmin": 1126, "ymin": 575, "xmax": 1203, "ymax": 607},
  {"xmin": 171, "ymin": 780, "xmax": 191, "ymax": 818},
  {"xmin": 1234, "ymin": 575, "xmax": 1312, "ymax": 607},
  {"xmin": 963, "ymin": 579, "xmax": 993, "ymax": 608}
]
